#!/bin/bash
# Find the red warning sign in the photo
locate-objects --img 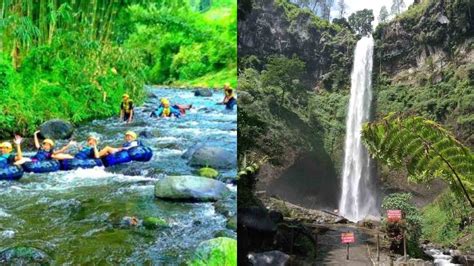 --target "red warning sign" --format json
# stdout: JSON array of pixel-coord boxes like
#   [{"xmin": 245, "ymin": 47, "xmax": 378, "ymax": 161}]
[
  {"xmin": 387, "ymin": 210, "xmax": 402, "ymax": 222},
  {"xmin": 341, "ymin": 232, "xmax": 355, "ymax": 244}
]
